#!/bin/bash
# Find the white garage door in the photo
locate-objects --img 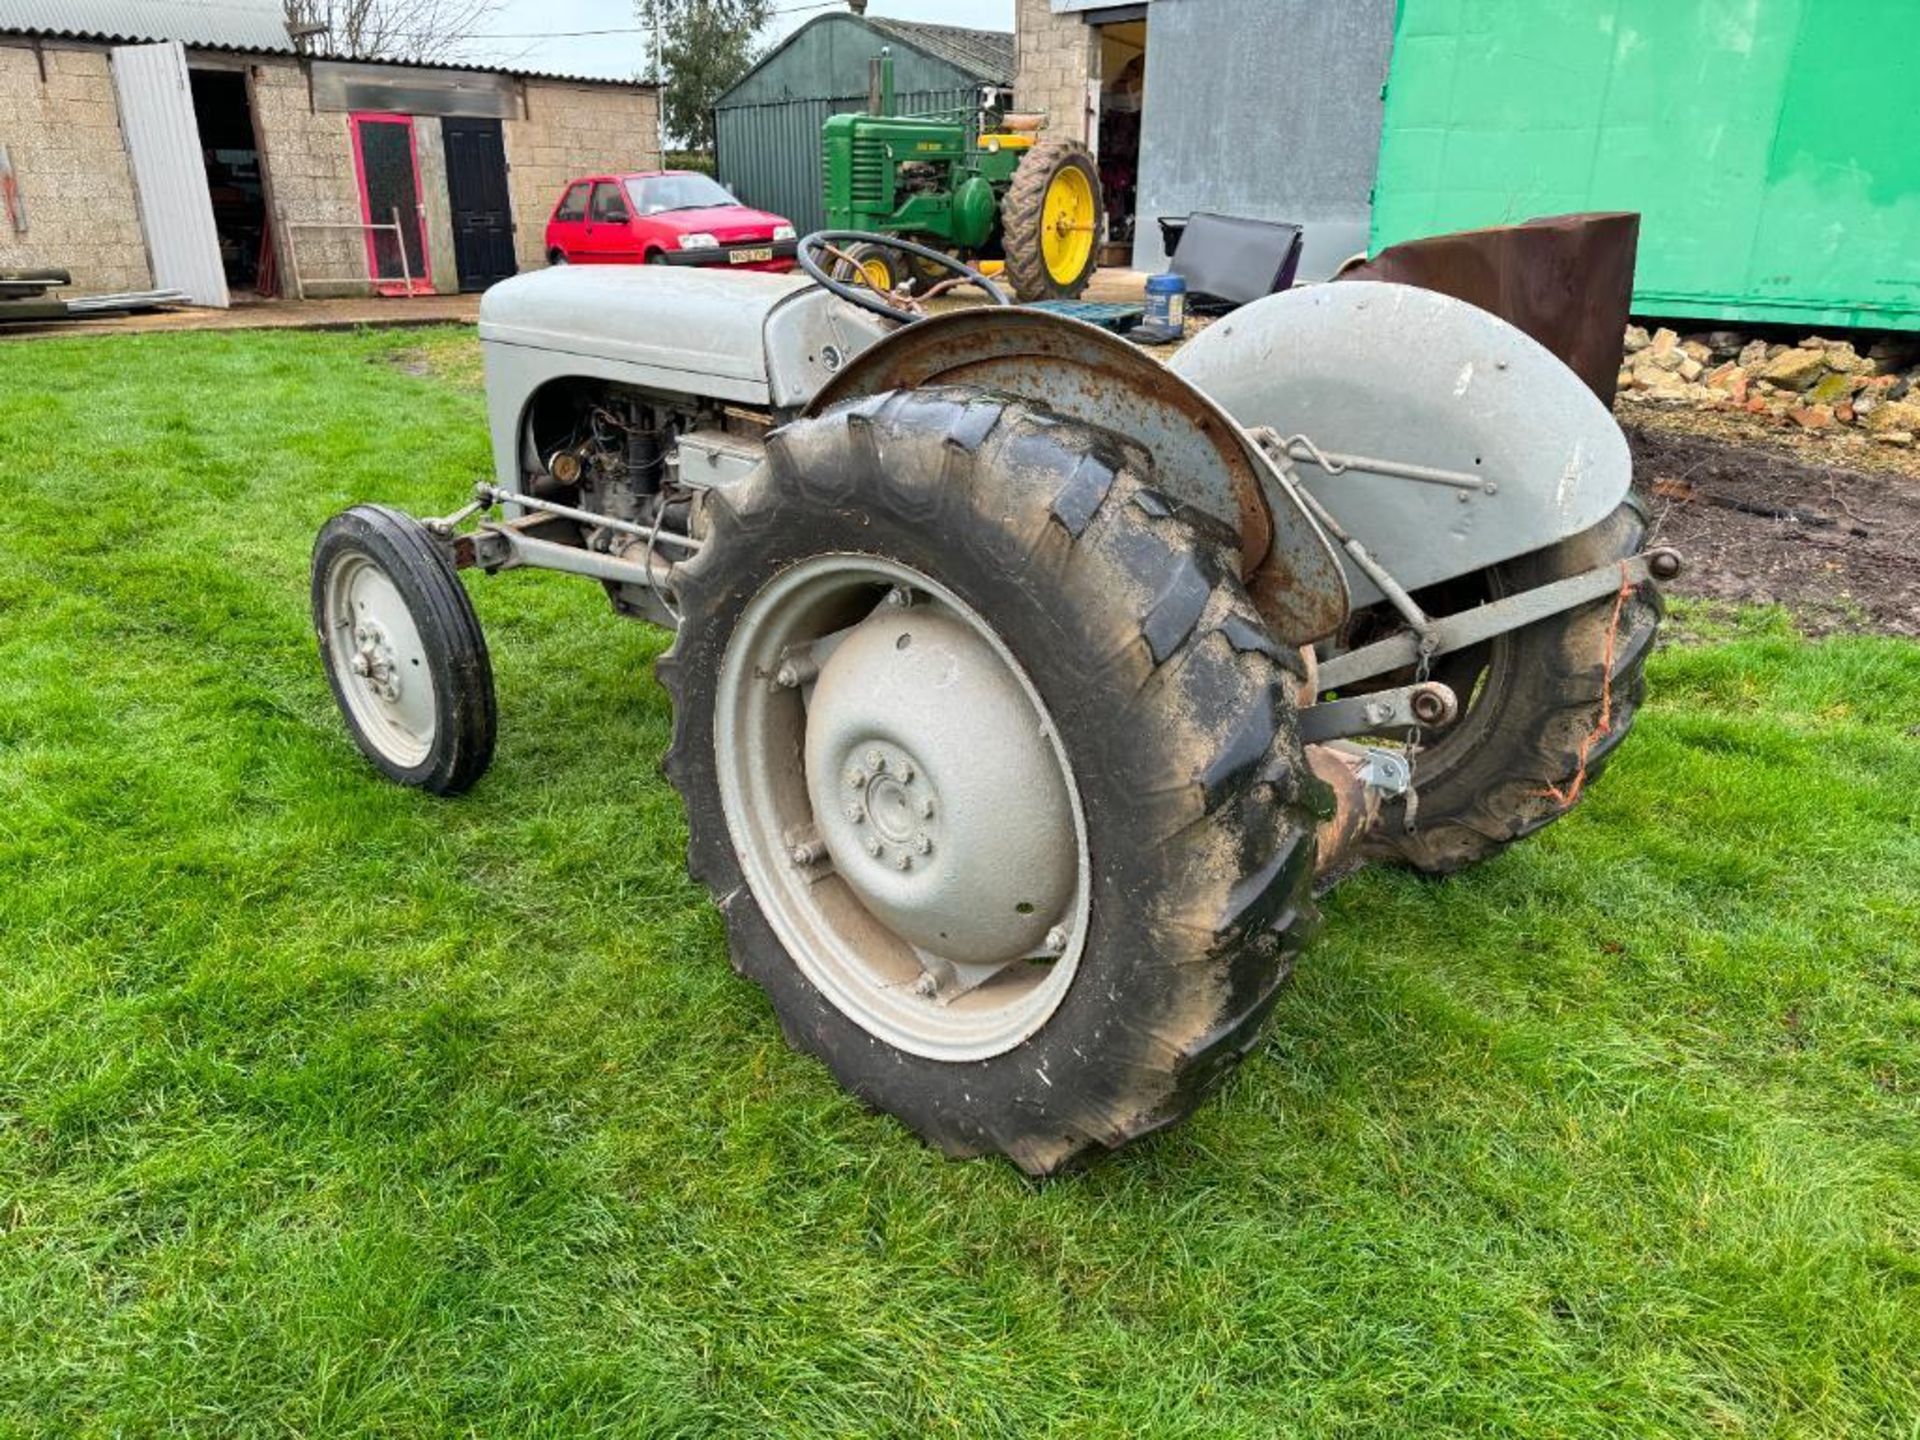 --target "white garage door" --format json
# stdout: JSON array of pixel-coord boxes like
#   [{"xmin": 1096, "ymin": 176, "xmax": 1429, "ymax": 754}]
[{"xmin": 111, "ymin": 41, "xmax": 229, "ymax": 308}]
